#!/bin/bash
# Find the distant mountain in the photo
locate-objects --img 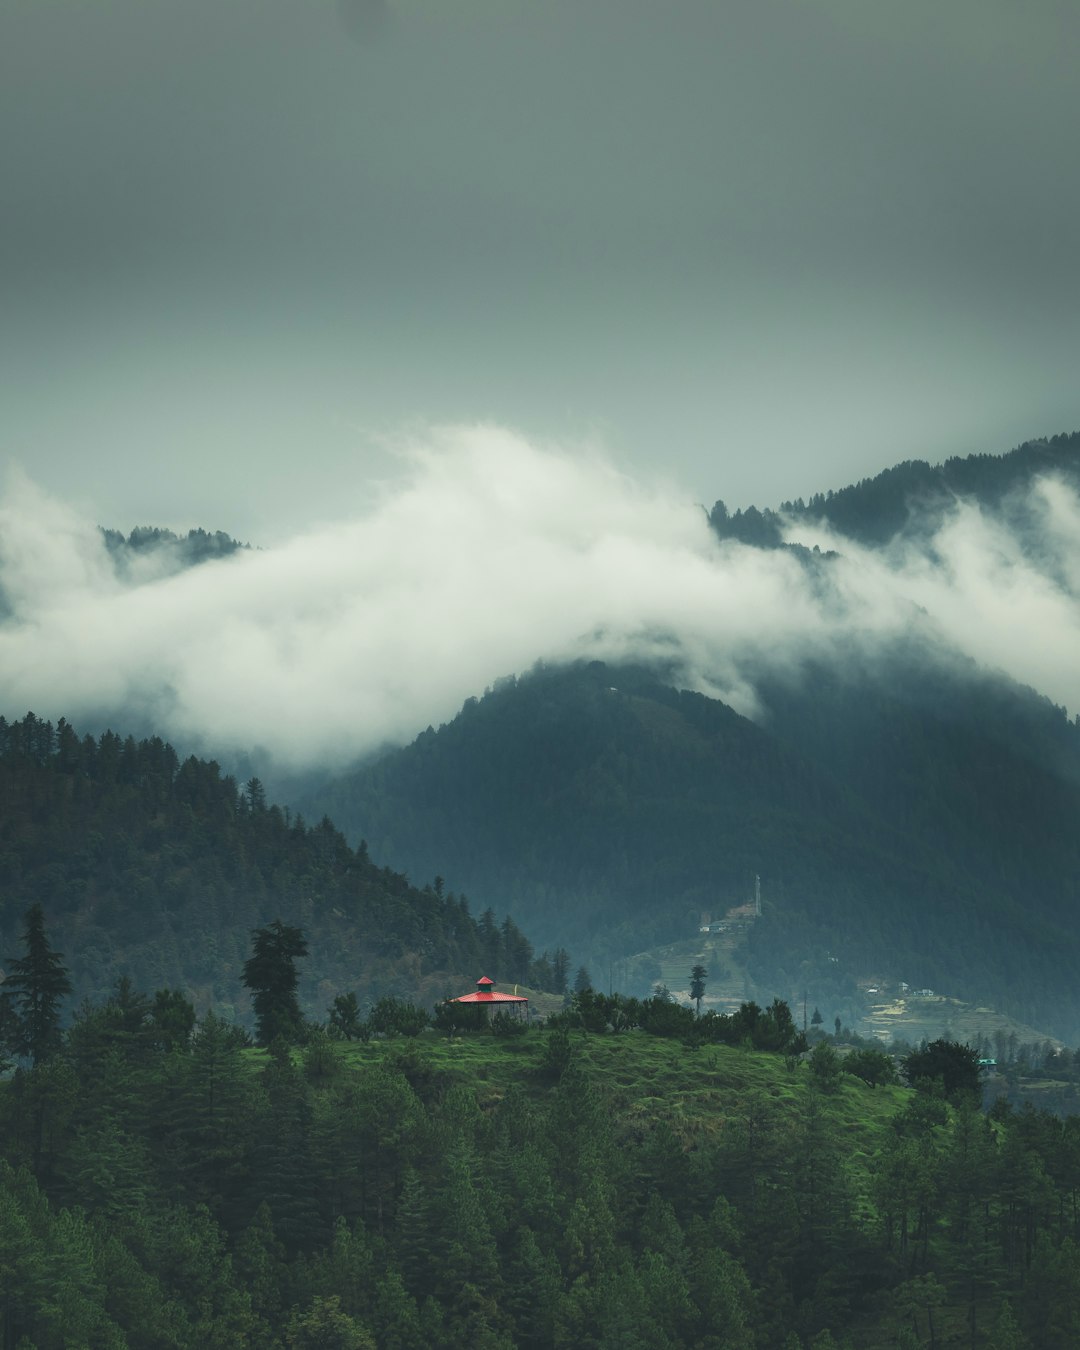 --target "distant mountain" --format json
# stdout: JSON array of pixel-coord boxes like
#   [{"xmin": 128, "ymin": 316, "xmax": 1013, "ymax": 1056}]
[
  {"xmin": 0, "ymin": 524, "xmax": 251, "ymax": 623},
  {"xmin": 302, "ymin": 655, "xmax": 1080, "ymax": 1040},
  {"xmin": 294, "ymin": 430, "xmax": 1080, "ymax": 1041},
  {"xmin": 710, "ymin": 429, "xmax": 1080, "ymax": 549},
  {"xmin": 0, "ymin": 714, "xmax": 561, "ymax": 1023},
  {"xmin": 100, "ymin": 524, "xmax": 250, "ymax": 579}
]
